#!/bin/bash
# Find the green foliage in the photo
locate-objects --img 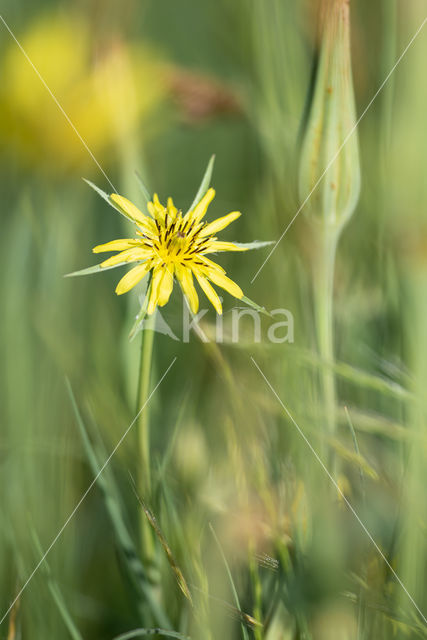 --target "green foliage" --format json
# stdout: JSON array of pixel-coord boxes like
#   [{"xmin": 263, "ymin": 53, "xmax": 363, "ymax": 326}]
[{"xmin": 1, "ymin": 1, "xmax": 427, "ymax": 639}]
